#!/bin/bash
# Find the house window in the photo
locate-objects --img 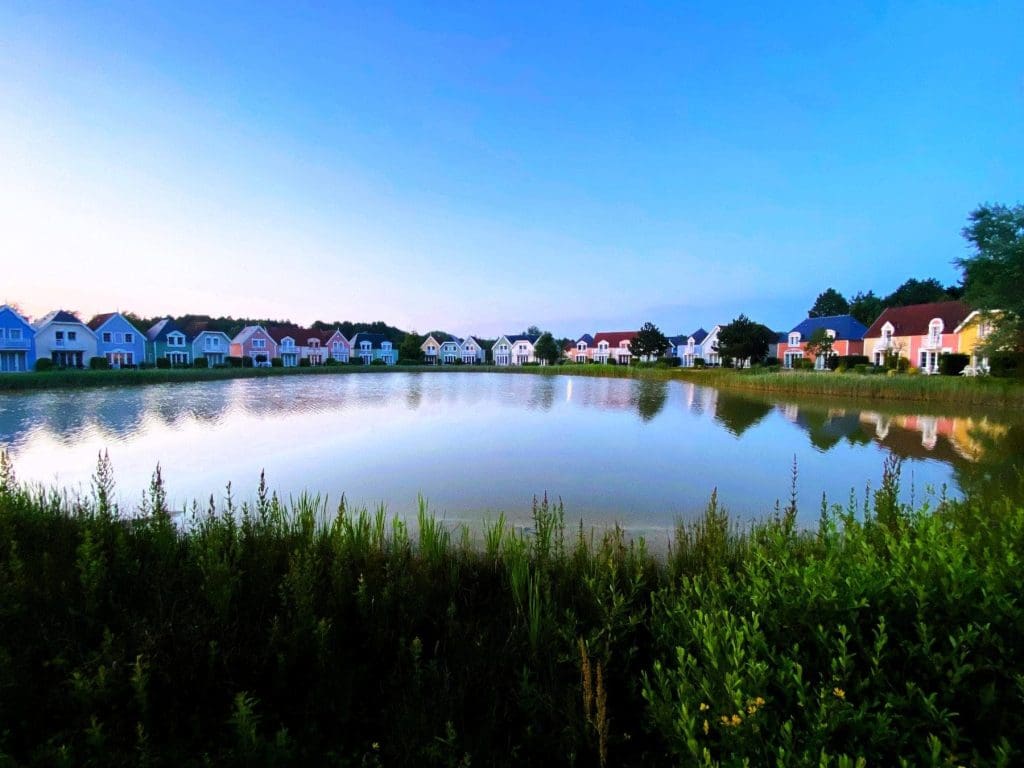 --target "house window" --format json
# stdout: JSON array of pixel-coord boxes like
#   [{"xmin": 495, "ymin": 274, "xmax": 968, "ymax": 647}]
[
  {"xmin": 253, "ymin": 338, "xmax": 266, "ymax": 349},
  {"xmin": 55, "ymin": 331, "xmax": 64, "ymax": 340},
  {"xmin": 928, "ymin": 320, "xmax": 942, "ymax": 347},
  {"xmin": 102, "ymin": 332, "xmax": 112, "ymax": 343},
  {"xmin": 789, "ymin": 333, "xmax": 800, "ymax": 347},
  {"xmin": 979, "ymin": 320, "xmax": 990, "ymax": 338},
  {"xmin": 125, "ymin": 332, "xmax": 134, "ymax": 343},
  {"xmin": 68, "ymin": 331, "xmax": 77, "ymax": 341},
  {"xmin": 8, "ymin": 329, "xmax": 20, "ymax": 341}
]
